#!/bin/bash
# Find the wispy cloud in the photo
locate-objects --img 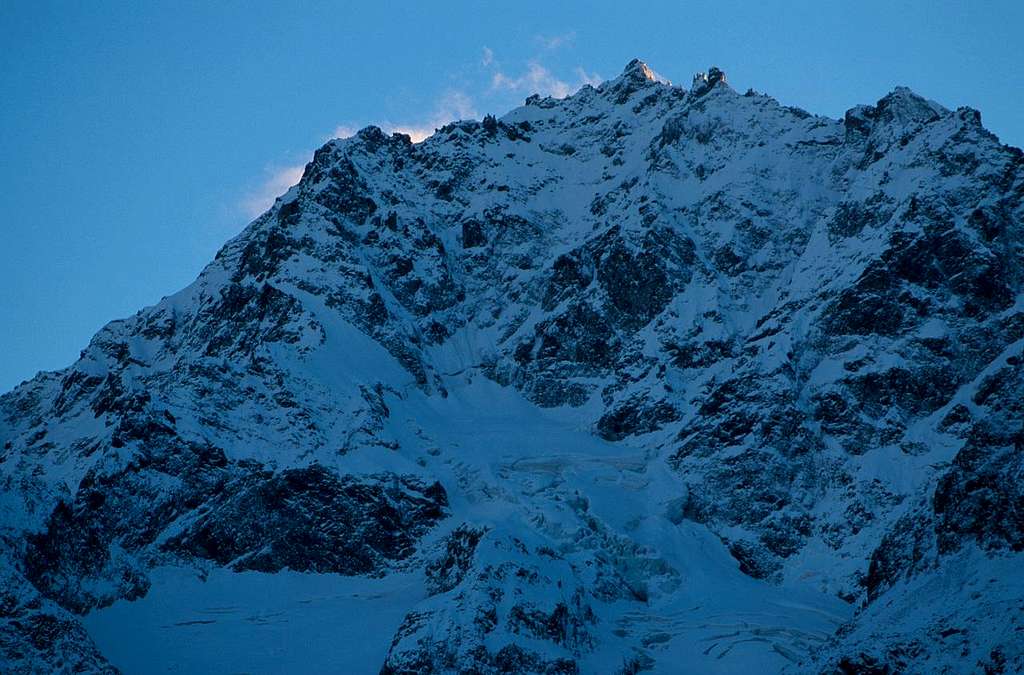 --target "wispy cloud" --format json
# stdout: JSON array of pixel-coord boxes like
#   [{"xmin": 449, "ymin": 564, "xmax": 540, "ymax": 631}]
[
  {"xmin": 492, "ymin": 62, "xmax": 571, "ymax": 98},
  {"xmin": 481, "ymin": 46, "xmax": 494, "ymax": 67},
  {"xmin": 332, "ymin": 91, "xmax": 479, "ymax": 144},
  {"xmin": 491, "ymin": 61, "xmax": 598, "ymax": 99},
  {"xmin": 387, "ymin": 90, "xmax": 478, "ymax": 142},
  {"xmin": 241, "ymin": 164, "xmax": 306, "ymax": 218},
  {"xmin": 535, "ymin": 31, "xmax": 576, "ymax": 50},
  {"xmin": 574, "ymin": 66, "xmax": 602, "ymax": 88},
  {"xmin": 330, "ymin": 125, "xmax": 360, "ymax": 140}
]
